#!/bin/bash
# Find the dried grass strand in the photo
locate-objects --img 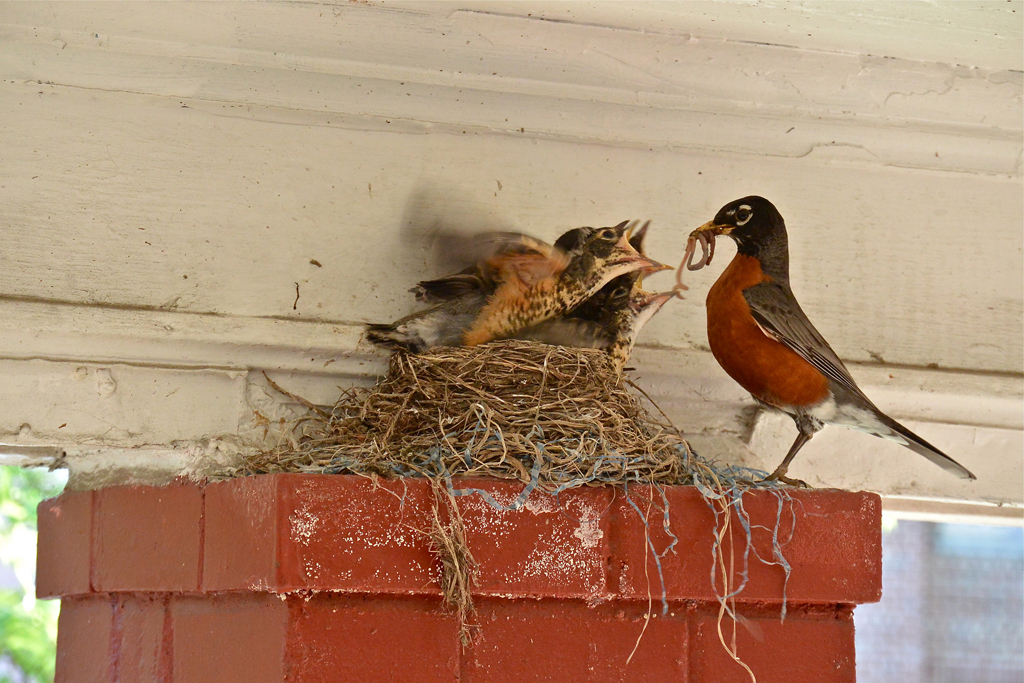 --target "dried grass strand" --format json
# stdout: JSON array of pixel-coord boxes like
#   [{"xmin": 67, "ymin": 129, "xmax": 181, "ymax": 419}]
[{"xmin": 428, "ymin": 481, "xmax": 479, "ymax": 647}]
